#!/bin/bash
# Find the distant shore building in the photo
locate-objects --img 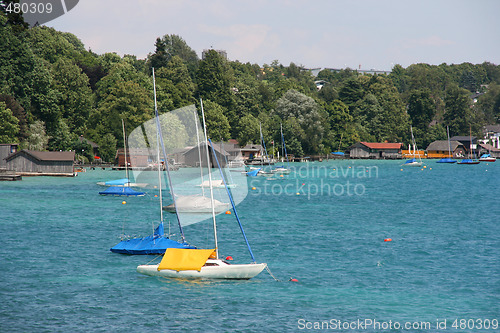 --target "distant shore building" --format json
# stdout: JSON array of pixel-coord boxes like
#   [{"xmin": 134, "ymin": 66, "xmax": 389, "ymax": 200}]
[
  {"xmin": 426, "ymin": 140, "xmax": 465, "ymax": 159},
  {"xmin": 0, "ymin": 143, "xmax": 18, "ymax": 169},
  {"xmin": 481, "ymin": 125, "xmax": 500, "ymax": 149},
  {"xmin": 450, "ymin": 136, "xmax": 477, "ymax": 154},
  {"xmin": 348, "ymin": 142, "xmax": 402, "ymax": 159},
  {"xmin": 5, "ymin": 150, "xmax": 75, "ymax": 176}
]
